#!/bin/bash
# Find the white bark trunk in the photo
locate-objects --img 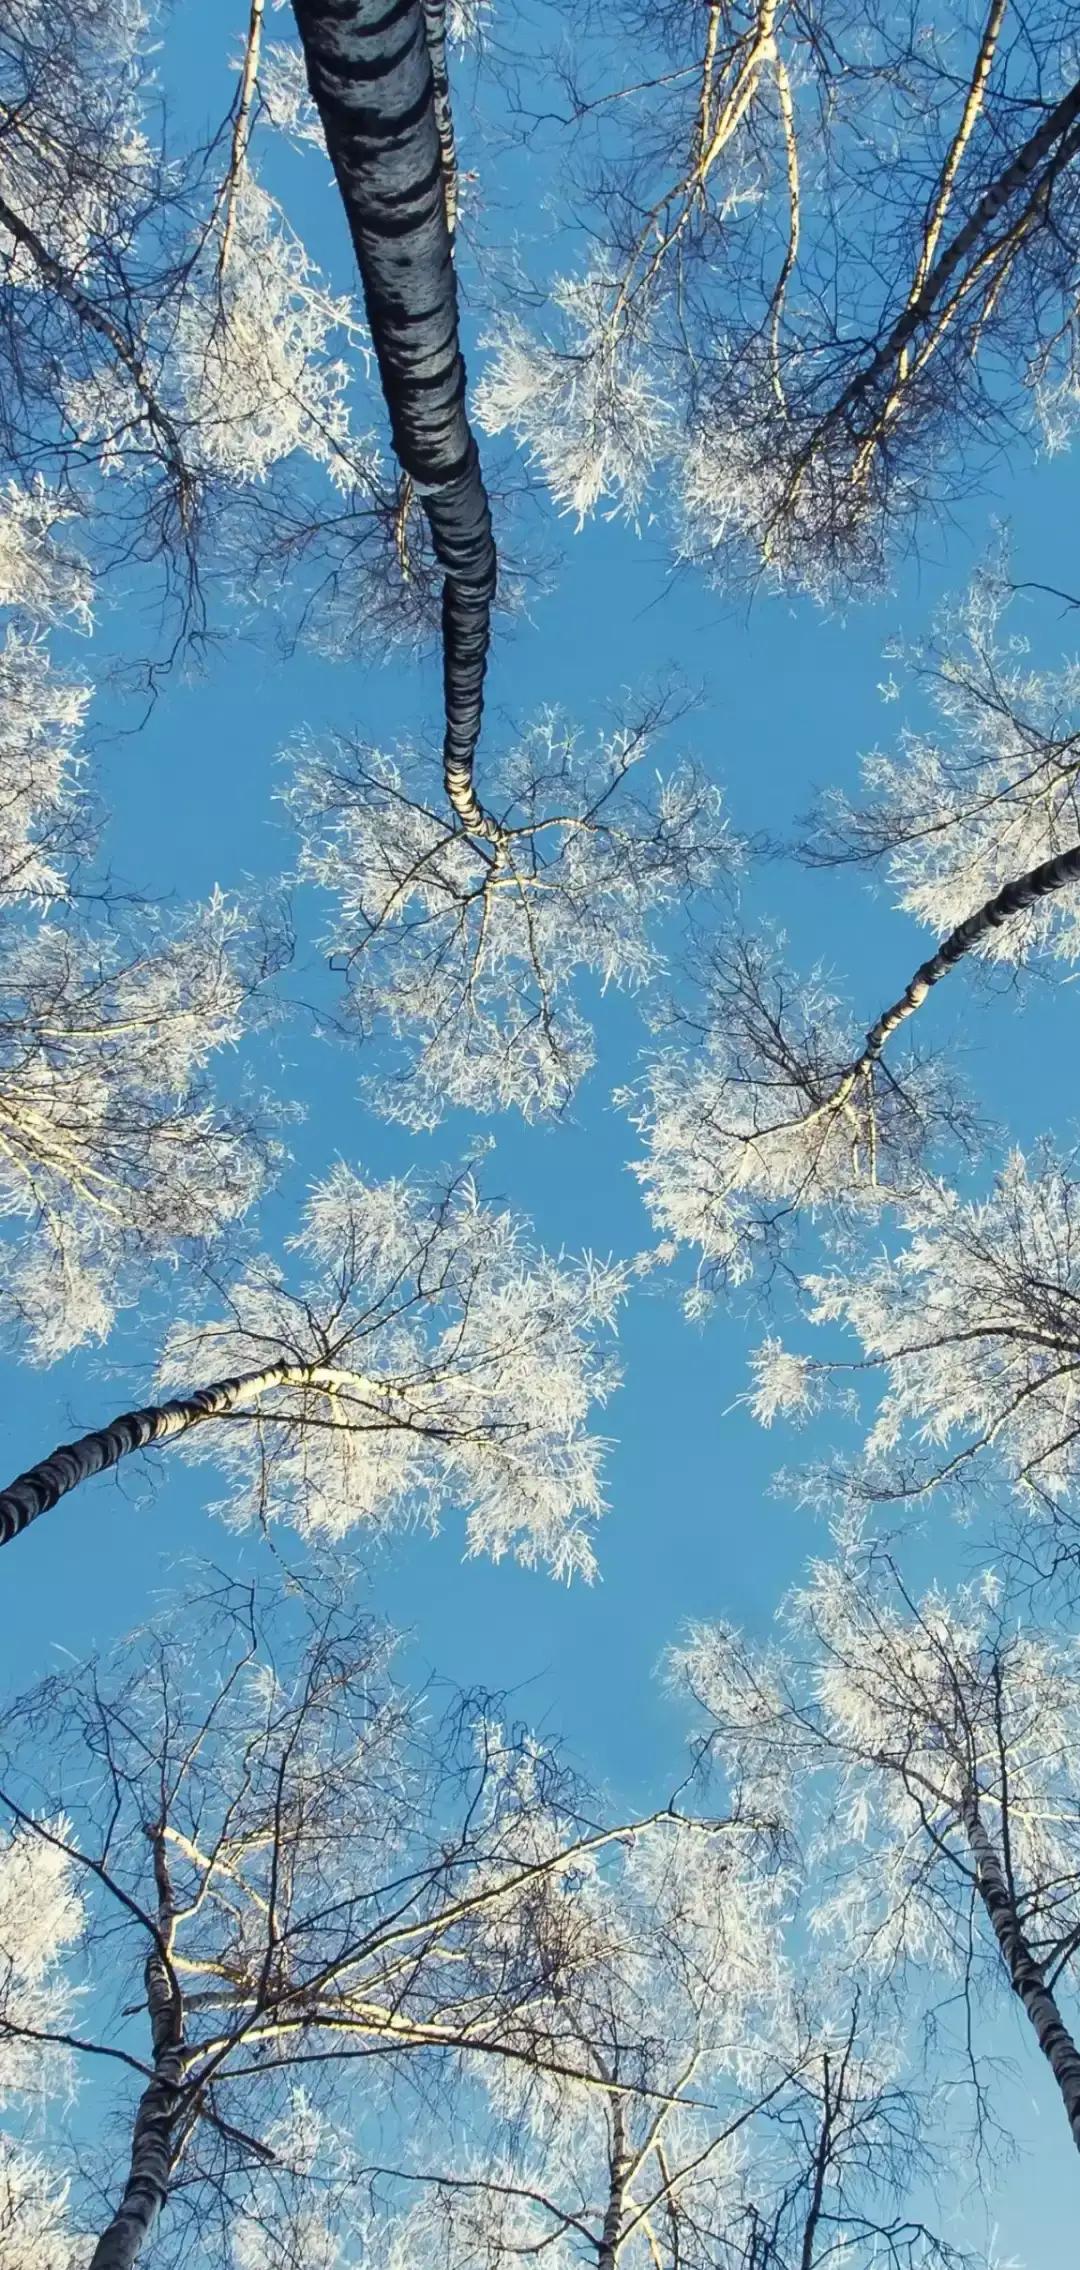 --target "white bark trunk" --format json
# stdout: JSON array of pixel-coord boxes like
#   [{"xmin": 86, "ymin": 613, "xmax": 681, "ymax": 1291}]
[
  {"xmin": 831, "ymin": 838, "xmax": 1080, "ymax": 1105},
  {"xmin": 597, "ymin": 2099, "xmax": 630, "ymax": 2270},
  {"xmin": 961, "ymin": 1787, "xmax": 1080, "ymax": 2154},
  {"xmin": 0, "ymin": 1359, "xmax": 367, "ymax": 1546}
]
